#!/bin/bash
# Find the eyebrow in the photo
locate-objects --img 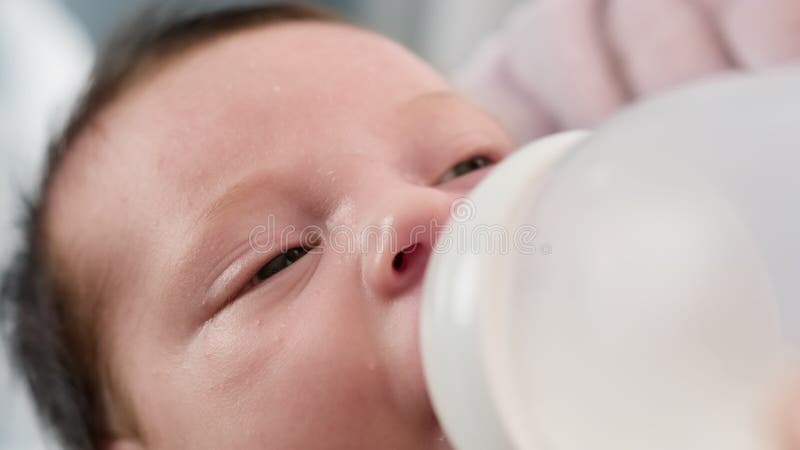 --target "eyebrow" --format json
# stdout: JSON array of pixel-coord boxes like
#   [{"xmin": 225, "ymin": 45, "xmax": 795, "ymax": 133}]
[
  {"xmin": 181, "ymin": 171, "xmax": 286, "ymax": 274},
  {"xmin": 196, "ymin": 164, "xmax": 307, "ymax": 230},
  {"xmin": 200, "ymin": 173, "xmax": 275, "ymax": 225},
  {"xmin": 395, "ymin": 89, "xmax": 513, "ymax": 155},
  {"xmin": 175, "ymin": 172, "xmax": 285, "ymax": 303},
  {"xmin": 398, "ymin": 89, "xmax": 460, "ymax": 112}
]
